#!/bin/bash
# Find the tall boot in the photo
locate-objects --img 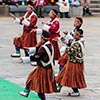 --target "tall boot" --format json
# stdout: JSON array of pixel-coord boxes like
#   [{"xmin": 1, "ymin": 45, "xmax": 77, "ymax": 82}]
[
  {"xmin": 60, "ymin": 12, "xmax": 63, "ymax": 18},
  {"xmin": 86, "ymin": 8, "xmax": 92, "ymax": 15},
  {"xmin": 38, "ymin": 93, "xmax": 46, "ymax": 100},
  {"xmin": 83, "ymin": 8, "xmax": 86, "ymax": 16},
  {"xmin": 24, "ymin": 50, "xmax": 29, "ymax": 57}
]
